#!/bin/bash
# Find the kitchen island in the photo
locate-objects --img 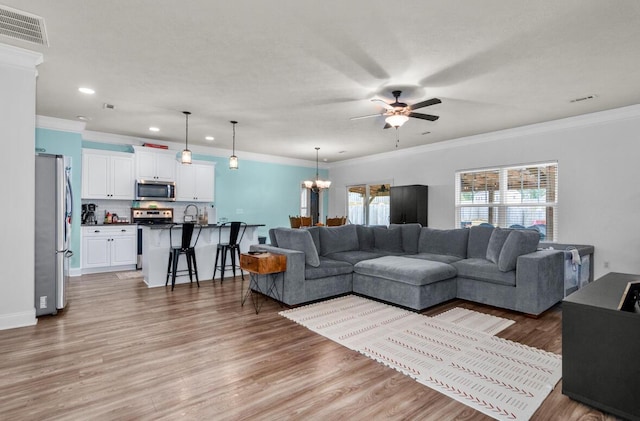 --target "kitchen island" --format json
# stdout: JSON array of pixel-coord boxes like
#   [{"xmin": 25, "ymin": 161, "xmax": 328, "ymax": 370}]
[{"xmin": 139, "ymin": 224, "xmax": 264, "ymax": 288}]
